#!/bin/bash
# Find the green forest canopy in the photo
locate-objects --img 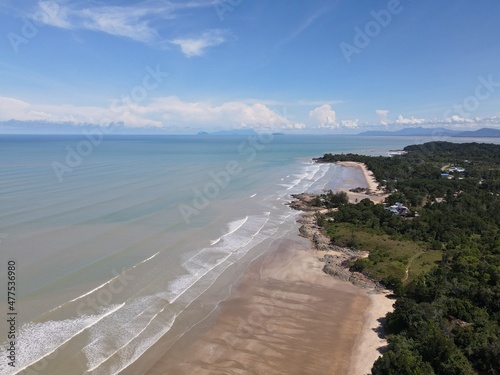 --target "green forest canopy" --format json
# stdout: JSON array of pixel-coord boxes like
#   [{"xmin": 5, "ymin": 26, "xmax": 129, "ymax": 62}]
[{"xmin": 315, "ymin": 142, "xmax": 500, "ymax": 375}]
